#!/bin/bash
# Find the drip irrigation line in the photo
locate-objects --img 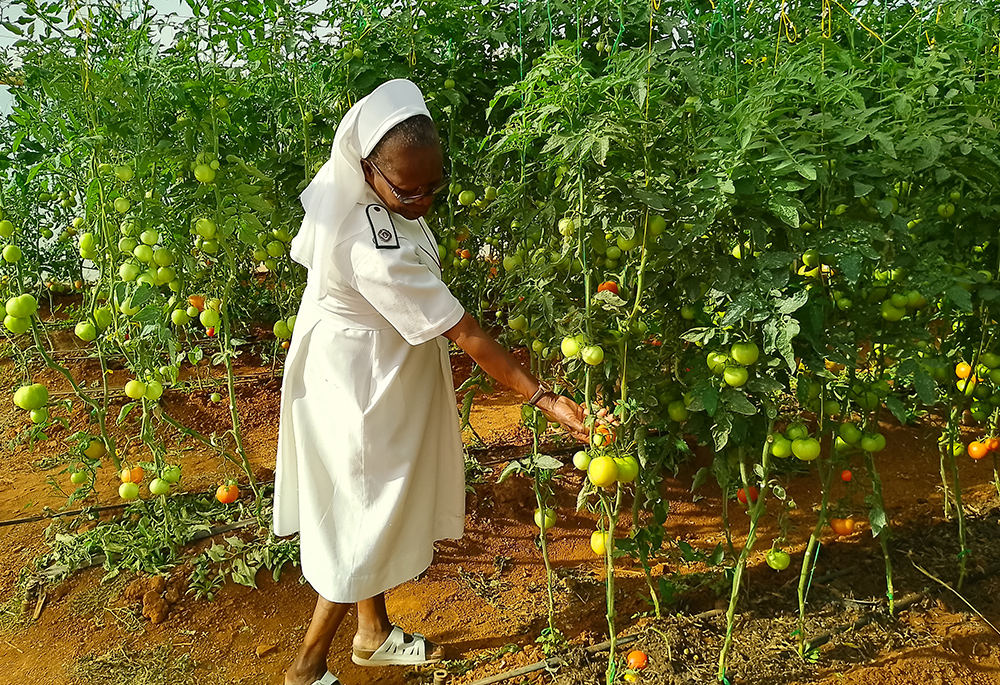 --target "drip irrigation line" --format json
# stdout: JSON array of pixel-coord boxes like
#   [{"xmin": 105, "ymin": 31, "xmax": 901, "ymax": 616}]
[{"xmin": 0, "ymin": 480, "xmax": 278, "ymax": 528}]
